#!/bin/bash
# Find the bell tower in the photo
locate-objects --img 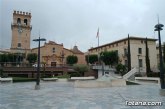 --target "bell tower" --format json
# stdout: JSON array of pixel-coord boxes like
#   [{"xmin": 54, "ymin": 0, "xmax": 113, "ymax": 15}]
[{"xmin": 11, "ymin": 10, "xmax": 32, "ymax": 52}]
